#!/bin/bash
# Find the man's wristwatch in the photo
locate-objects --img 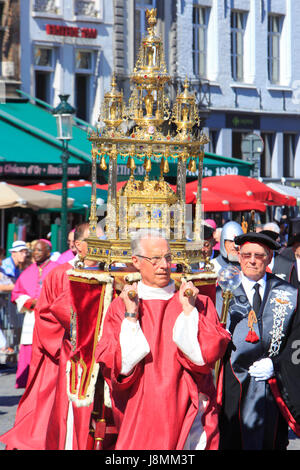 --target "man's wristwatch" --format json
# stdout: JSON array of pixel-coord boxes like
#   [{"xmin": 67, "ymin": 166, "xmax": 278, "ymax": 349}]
[{"xmin": 124, "ymin": 312, "xmax": 138, "ymax": 319}]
